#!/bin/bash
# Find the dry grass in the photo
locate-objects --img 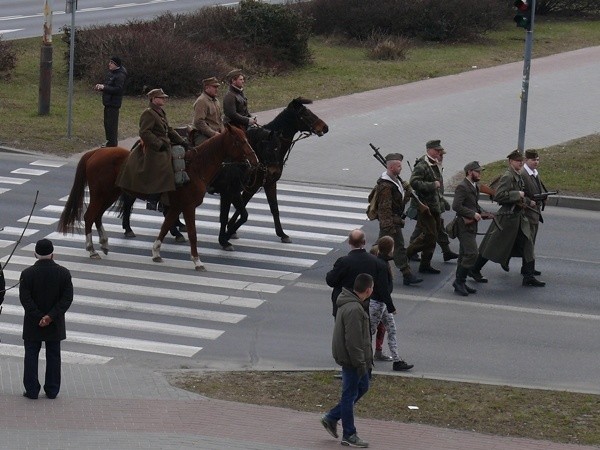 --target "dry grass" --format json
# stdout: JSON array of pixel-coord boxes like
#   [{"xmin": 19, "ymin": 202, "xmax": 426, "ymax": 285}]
[{"xmin": 171, "ymin": 371, "xmax": 600, "ymax": 446}]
